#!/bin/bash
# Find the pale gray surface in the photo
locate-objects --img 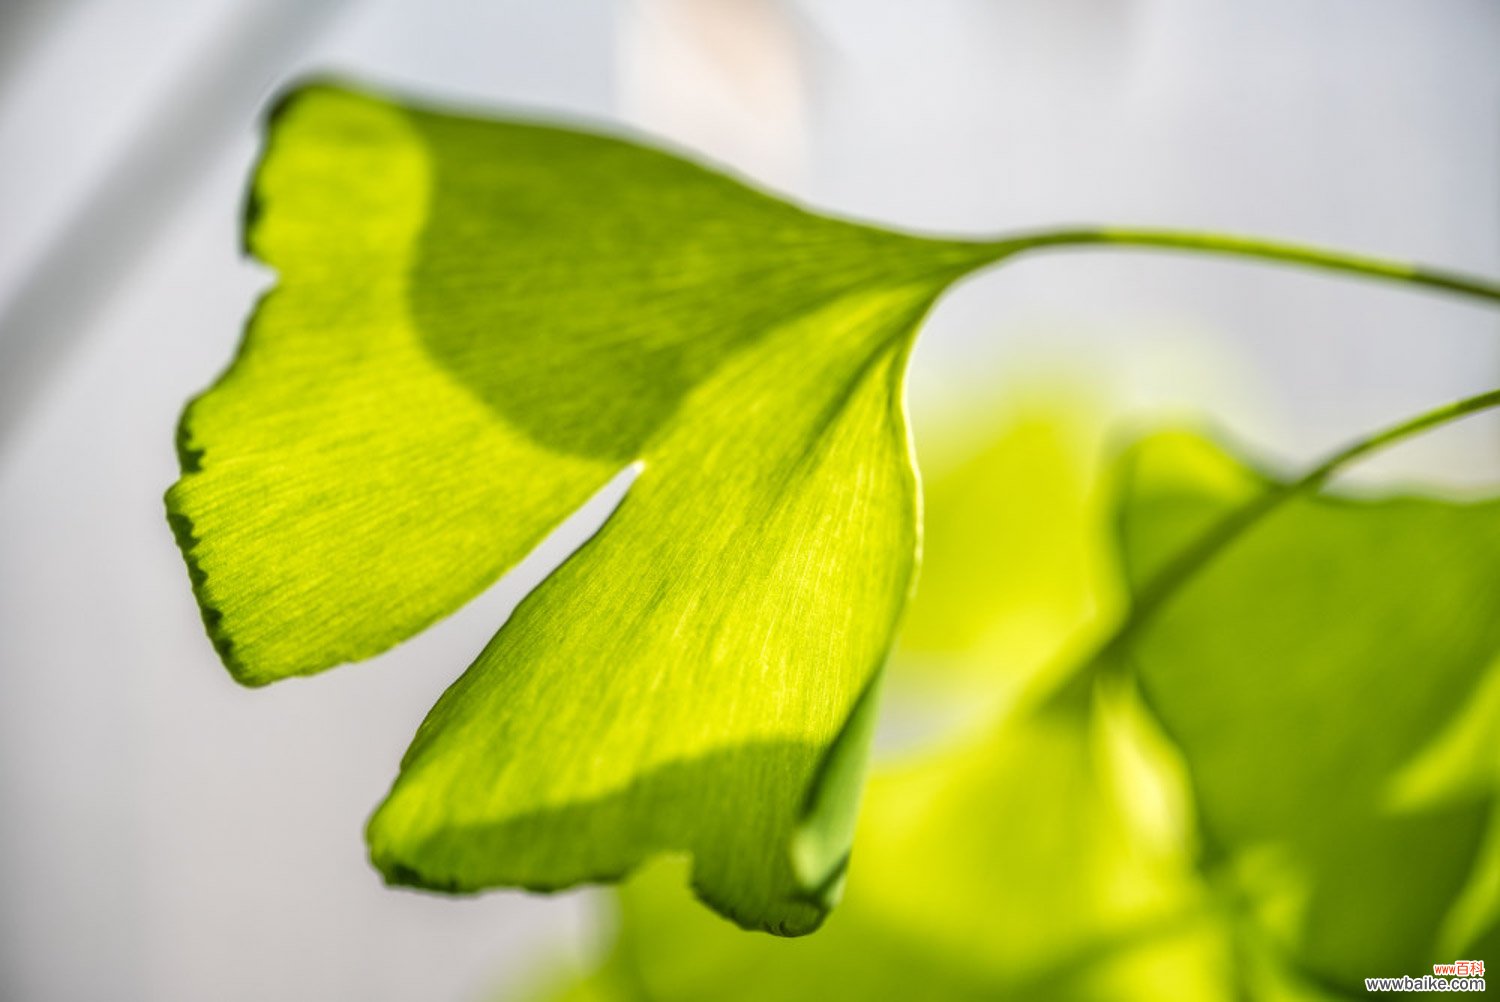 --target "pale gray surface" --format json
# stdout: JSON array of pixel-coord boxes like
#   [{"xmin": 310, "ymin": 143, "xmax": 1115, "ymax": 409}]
[{"xmin": 1, "ymin": 2, "xmax": 1497, "ymax": 1000}]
